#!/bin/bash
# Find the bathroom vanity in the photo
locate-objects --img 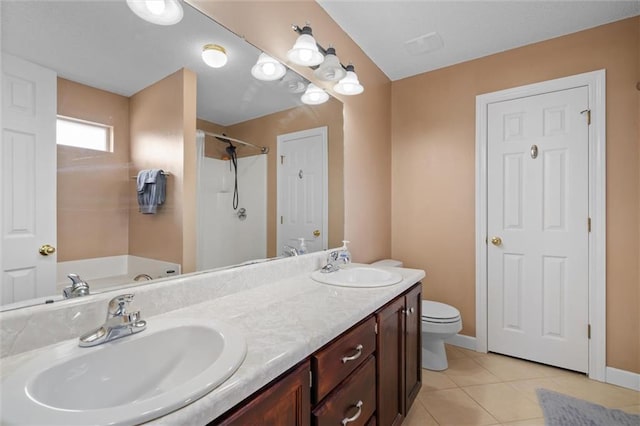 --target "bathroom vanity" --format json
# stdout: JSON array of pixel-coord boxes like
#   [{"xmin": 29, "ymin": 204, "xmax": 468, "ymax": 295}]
[
  {"xmin": 0, "ymin": 253, "xmax": 425, "ymax": 426},
  {"xmin": 211, "ymin": 282, "xmax": 422, "ymax": 426}
]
